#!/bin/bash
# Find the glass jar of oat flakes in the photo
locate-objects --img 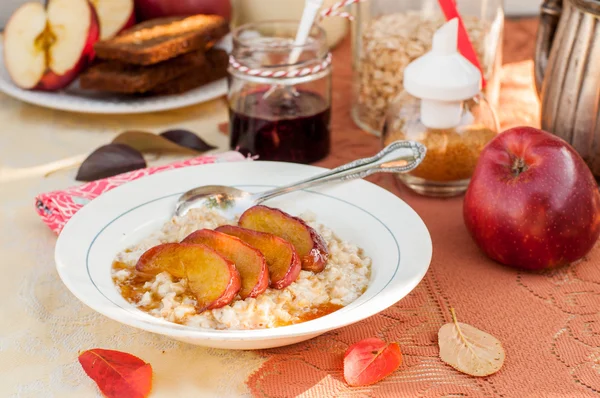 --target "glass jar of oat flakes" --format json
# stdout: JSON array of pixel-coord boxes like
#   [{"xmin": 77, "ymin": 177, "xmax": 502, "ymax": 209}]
[{"xmin": 351, "ymin": 0, "xmax": 504, "ymax": 135}]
